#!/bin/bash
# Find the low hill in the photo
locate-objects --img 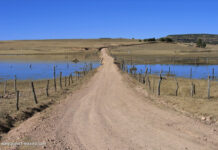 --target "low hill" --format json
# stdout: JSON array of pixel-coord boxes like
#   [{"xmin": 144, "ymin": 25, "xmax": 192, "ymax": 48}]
[{"xmin": 166, "ymin": 34, "xmax": 218, "ymax": 44}]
